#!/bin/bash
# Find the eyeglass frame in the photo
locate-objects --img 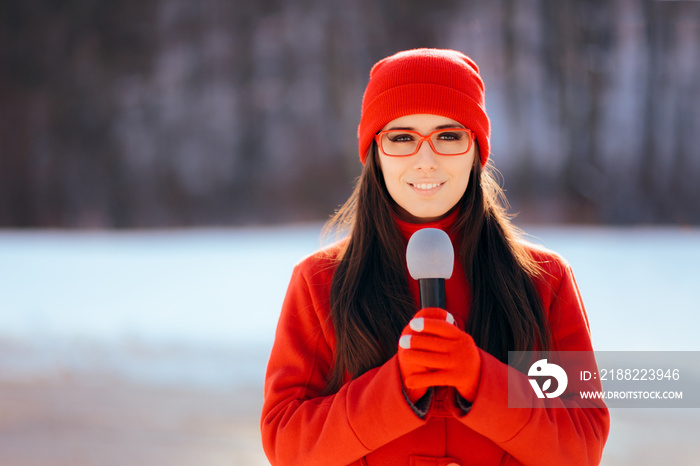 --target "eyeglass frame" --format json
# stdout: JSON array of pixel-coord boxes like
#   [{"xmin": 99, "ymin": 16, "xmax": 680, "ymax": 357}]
[{"xmin": 374, "ymin": 128, "xmax": 475, "ymax": 157}]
